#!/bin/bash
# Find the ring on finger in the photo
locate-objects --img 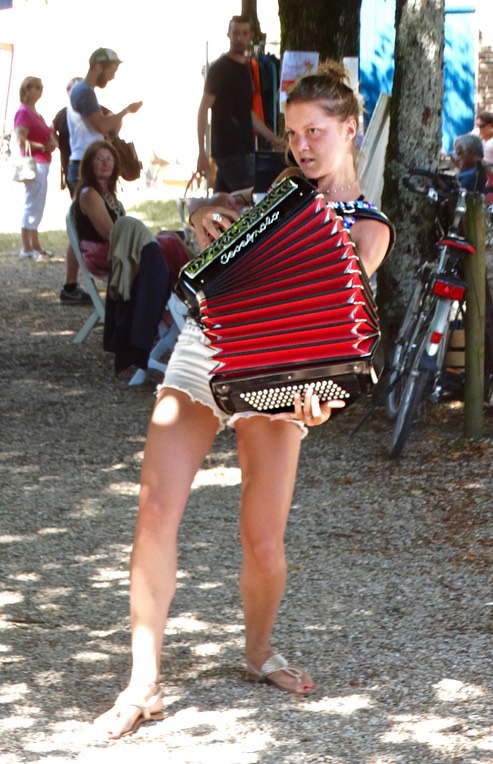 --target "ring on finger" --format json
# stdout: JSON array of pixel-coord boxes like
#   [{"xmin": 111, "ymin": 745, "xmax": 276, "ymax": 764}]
[{"xmin": 212, "ymin": 212, "xmax": 223, "ymax": 223}]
